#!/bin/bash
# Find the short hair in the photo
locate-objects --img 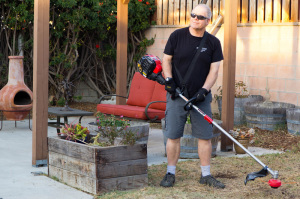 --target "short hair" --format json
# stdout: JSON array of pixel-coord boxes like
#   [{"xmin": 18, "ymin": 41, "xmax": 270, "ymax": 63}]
[{"xmin": 193, "ymin": 4, "xmax": 212, "ymax": 19}]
